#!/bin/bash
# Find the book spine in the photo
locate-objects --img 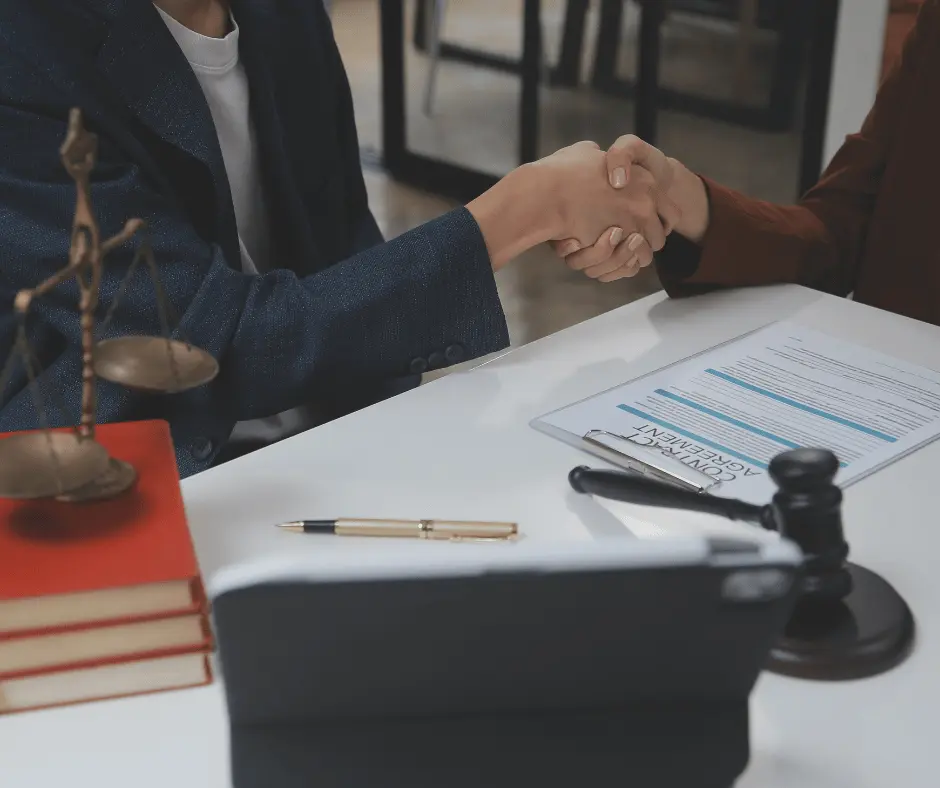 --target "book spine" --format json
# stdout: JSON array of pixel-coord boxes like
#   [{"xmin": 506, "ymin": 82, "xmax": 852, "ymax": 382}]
[
  {"xmin": 0, "ymin": 640, "xmax": 213, "ymax": 682},
  {"xmin": 0, "ymin": 653, "xmax": 213, "ymax": 716},
  {"xmin": 0, "ymin": 596, "xmax": 209, "ymax": 641}
]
